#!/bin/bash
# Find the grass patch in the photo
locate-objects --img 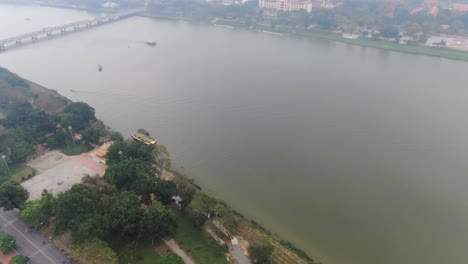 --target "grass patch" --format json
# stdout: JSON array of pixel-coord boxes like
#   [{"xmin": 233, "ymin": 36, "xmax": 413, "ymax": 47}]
[
  {"xmin": 174, "ymin": 211, "xmax": 228, "ymax": 264},
  {"xmin": 61, "ymin": 144, "xmax": 92, "ymax": 156},
  {"xmin": 0, "ymin": 163, "xmax": 35, "ymax": 182},
  {"xmin": 112, "ymin": 241, "xmax": 162, "ymax": 264},
  {"xmin": 10, "ymin": 166, "xmax": 35, "ymax": 183}
]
